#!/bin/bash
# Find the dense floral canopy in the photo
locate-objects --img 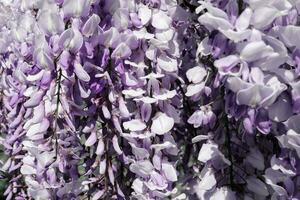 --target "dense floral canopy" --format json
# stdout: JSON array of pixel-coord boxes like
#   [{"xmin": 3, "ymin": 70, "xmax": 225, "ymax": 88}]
[{"xmin": 0, "ymin": 0, "xmax": 299, "ymax": 199}]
